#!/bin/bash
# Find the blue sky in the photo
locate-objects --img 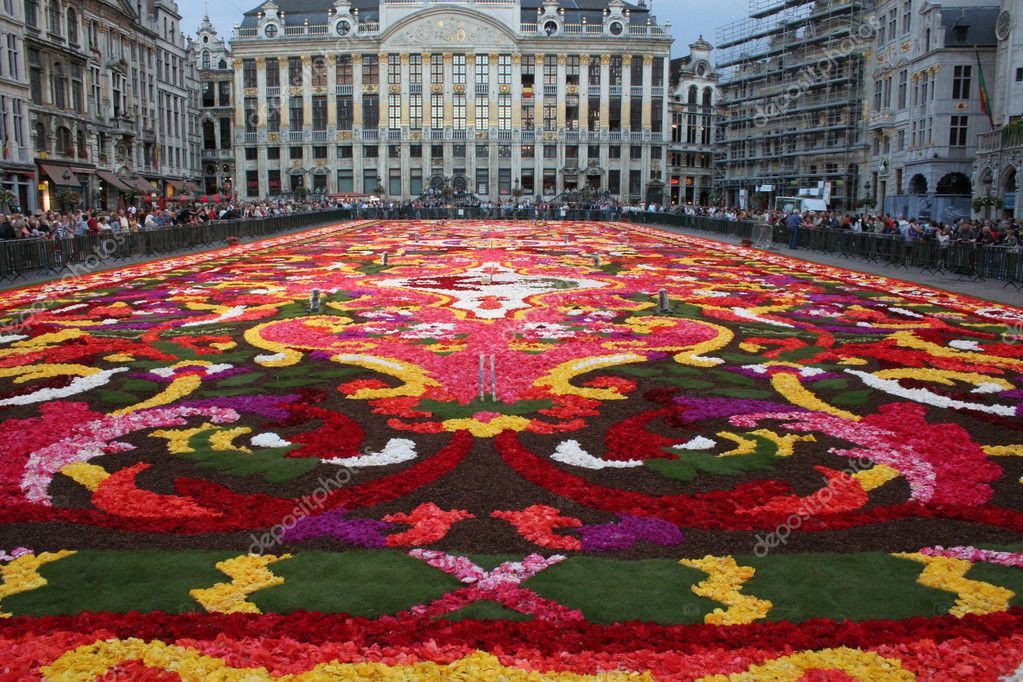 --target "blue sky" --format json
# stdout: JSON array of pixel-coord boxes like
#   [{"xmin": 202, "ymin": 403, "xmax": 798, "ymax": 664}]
[{"xmin": 176, "ymin": 0, "xmax": 746, "ymax": 58}]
